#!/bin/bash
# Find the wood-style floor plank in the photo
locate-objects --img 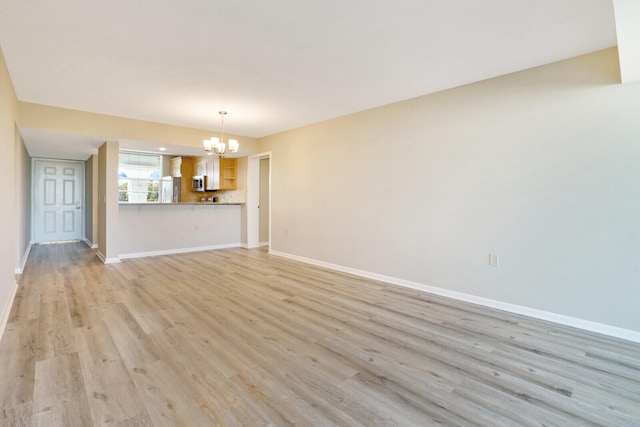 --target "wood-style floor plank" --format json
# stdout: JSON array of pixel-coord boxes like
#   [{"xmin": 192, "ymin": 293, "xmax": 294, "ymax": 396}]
[
  {"xmin": 32, "ymin": 352, "xmax": 92, "ymax": 426},
  {"xmin": 1, "ymin": 242, "xmax": 639, "ymax": 426},
  {"xmin": 74, "ymin": 320, "xmax": 151, "ymax": 425}
]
